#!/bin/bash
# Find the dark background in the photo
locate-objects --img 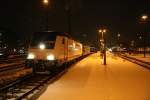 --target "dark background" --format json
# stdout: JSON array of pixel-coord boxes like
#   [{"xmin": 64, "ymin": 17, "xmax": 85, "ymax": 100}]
[{"xmin": 0, "ymin": 0, "xmax": 150, "ymax": 47}]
